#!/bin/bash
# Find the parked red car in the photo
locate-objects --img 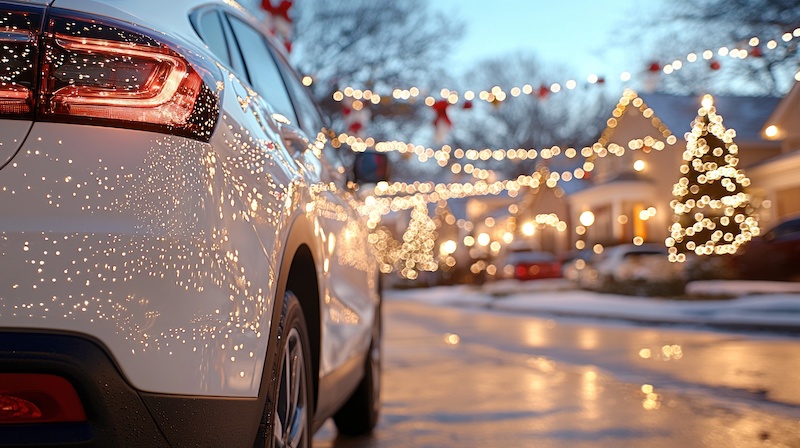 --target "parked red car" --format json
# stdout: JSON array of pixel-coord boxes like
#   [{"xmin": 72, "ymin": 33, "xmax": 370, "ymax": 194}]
[{"xmin": 504, "ymin": 250, "xmax": 562, "ymax": 281}]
